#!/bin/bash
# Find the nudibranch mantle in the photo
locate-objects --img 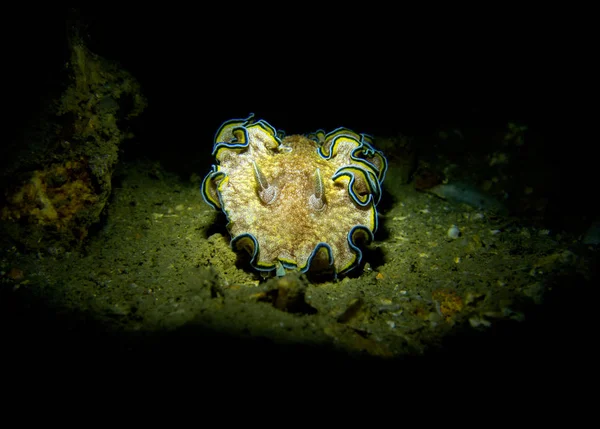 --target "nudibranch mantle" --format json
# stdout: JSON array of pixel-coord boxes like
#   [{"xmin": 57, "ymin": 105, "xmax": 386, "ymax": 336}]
[{"xmin": 201, "ymin": 114, "xmax": 387, "ymax": 276}]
